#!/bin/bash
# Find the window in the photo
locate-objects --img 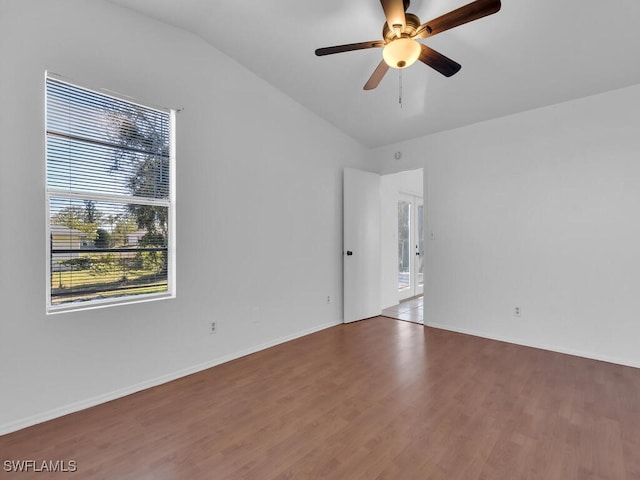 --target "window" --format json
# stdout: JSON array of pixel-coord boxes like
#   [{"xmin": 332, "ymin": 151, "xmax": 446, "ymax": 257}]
[{"xmin": 46, "ymin": 74, "xmax": 175, "ymax": 313}]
